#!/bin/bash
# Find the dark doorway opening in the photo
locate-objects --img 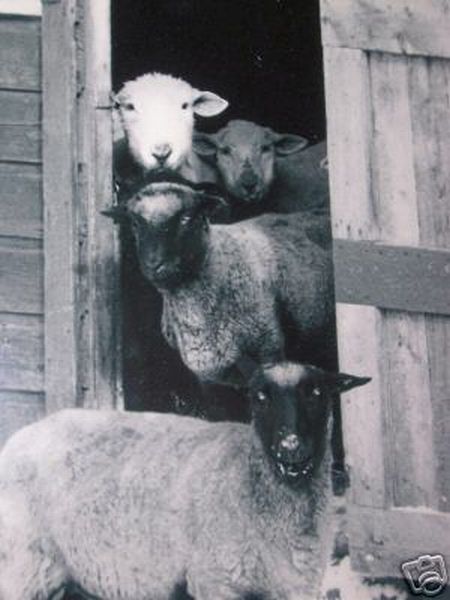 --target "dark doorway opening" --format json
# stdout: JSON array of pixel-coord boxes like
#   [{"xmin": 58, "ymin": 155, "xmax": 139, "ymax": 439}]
[{"xmin": 111, "ymin": 0, "xmax": 328, "ymax": 421}]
